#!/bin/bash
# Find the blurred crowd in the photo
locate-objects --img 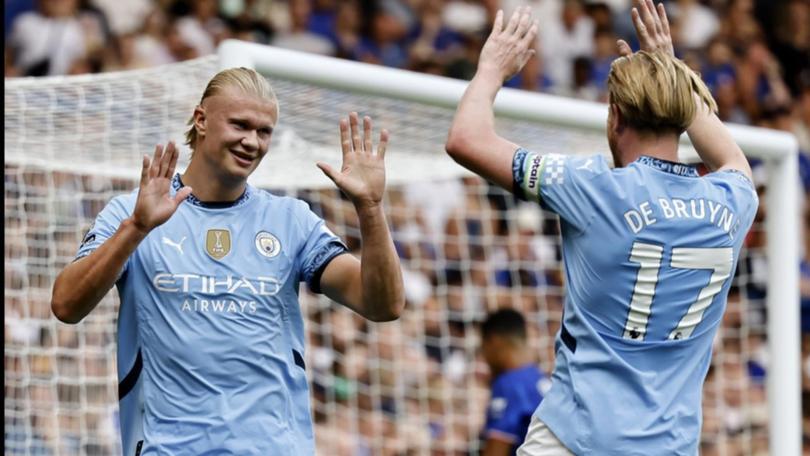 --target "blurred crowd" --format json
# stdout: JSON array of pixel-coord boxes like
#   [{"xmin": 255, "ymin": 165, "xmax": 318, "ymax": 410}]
[
  {"xmin": 5, "ymin": 0, "xmax": 810, "ymax": 455},
  {"xmin": 4, "ymin": 0, "xmax": 810, "ymax": 140}
]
